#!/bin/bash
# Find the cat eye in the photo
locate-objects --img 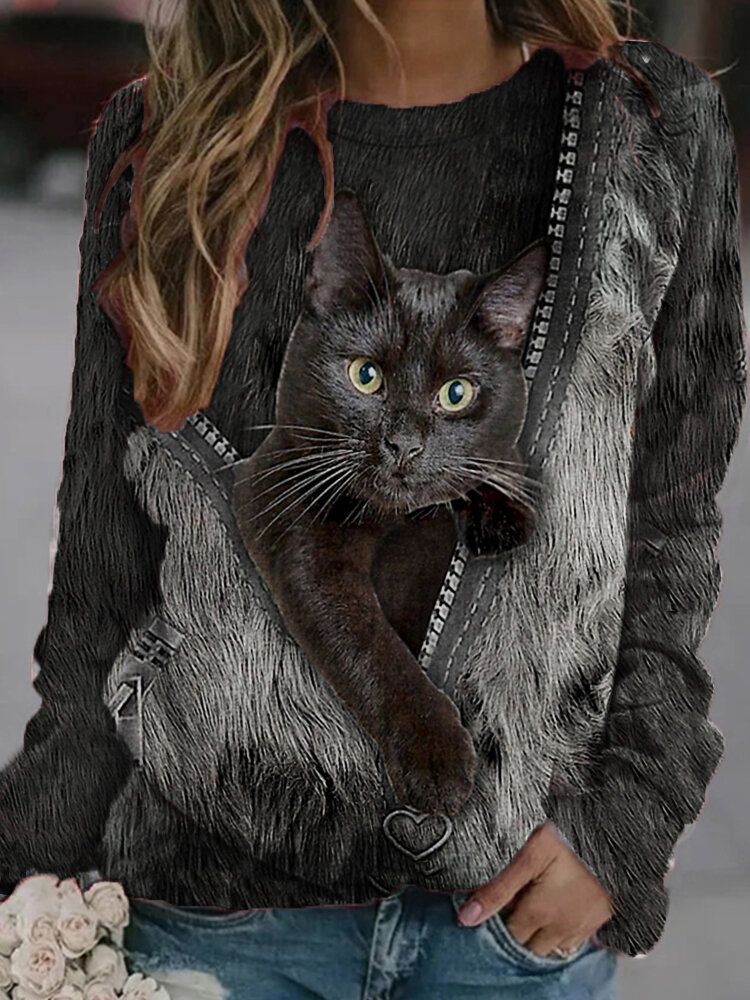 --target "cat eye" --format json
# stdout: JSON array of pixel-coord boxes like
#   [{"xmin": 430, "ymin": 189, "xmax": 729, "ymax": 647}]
[
  {"xmin": 348, "ymin": 357, "xmax": 384, "ymax": 395},
  {"xmin": 438, "ymin": 377, "xmax": 475, "ymax": 413}
]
